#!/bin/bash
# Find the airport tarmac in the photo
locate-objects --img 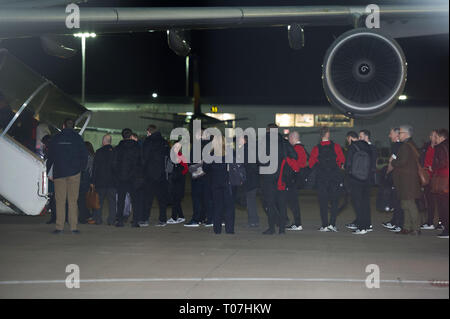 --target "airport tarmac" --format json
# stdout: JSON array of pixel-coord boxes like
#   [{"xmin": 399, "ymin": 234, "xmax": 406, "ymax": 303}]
[{"xmin": 0, "ymin": 190, "xmax": 448, "ymax": 299}]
